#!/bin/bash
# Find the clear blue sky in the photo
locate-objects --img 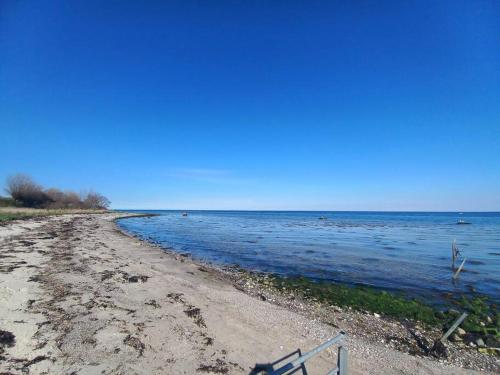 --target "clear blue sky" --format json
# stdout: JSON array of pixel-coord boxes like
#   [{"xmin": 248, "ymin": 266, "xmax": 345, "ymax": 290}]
[{"xmin": 1, "ymin": 1, "xmax": 499, "ymax": 211}]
